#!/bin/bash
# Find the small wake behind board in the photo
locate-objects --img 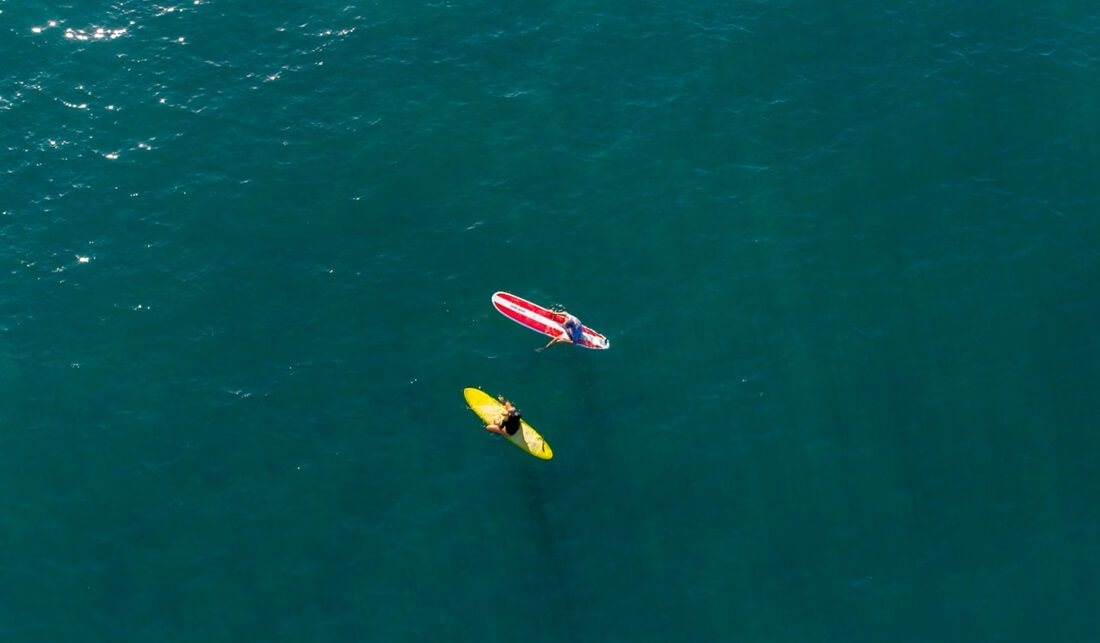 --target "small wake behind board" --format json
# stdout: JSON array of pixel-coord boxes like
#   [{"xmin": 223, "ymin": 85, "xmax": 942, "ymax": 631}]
[
  {"xmin": 491, "ymin": 291, "xmax": 610, "ymax": 349},
  {"xmin": 463, "ymin": 388, "xmax": 552, "ymax": 460}
]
